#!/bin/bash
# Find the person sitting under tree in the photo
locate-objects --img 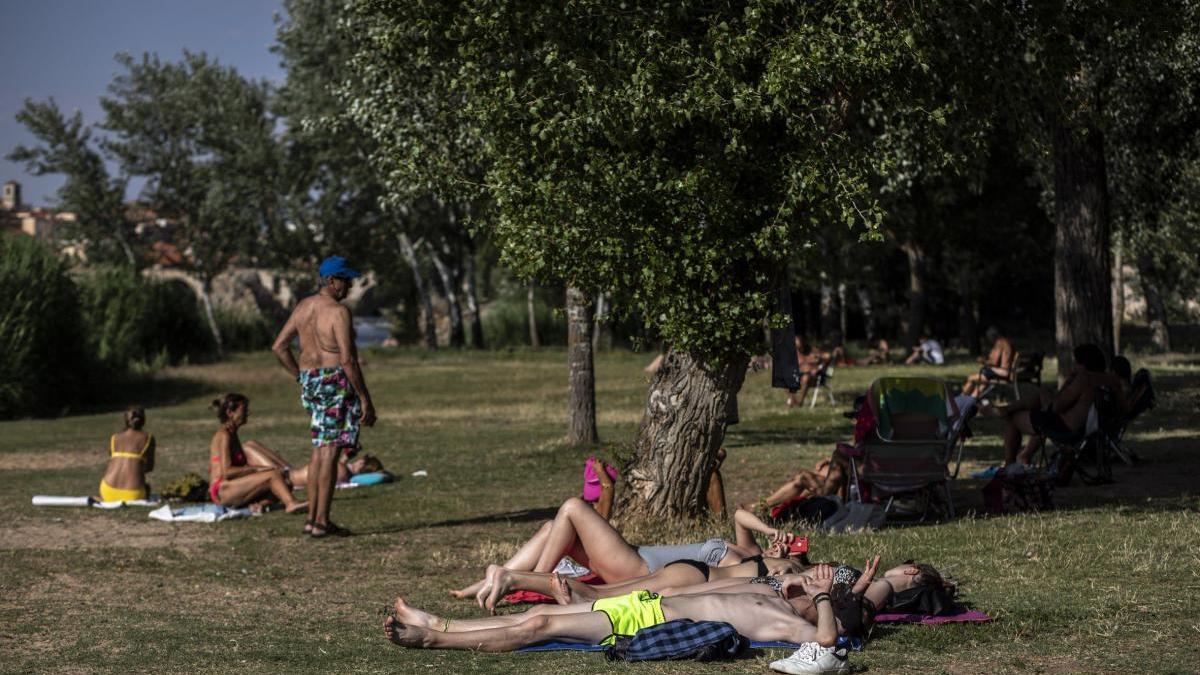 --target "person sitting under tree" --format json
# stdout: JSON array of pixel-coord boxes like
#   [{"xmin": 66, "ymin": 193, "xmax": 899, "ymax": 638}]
[
  {"xmin": 787, "ymin": 336, "xmax": 829, "ymax": 407},
  {"xmin": 961, "ymin": 326, "xmax": 1015, "ymax": 398},
  {"xmin": 995, "ymin": 344, "xmax": 1127, "ymax": 467},
  {"xmin": 904, "ymin": 335, "xmax": 945, "ymax": 365}
]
